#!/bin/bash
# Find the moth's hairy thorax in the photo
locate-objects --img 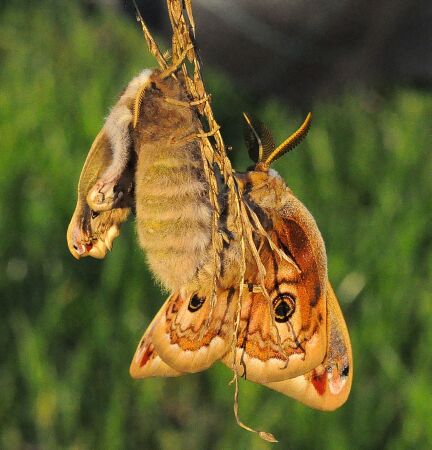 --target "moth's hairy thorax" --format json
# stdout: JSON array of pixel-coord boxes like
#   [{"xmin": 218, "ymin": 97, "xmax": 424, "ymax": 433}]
[{"xmin": 134, "ymin": 76, "xmax": 212, "ymax": 292}]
